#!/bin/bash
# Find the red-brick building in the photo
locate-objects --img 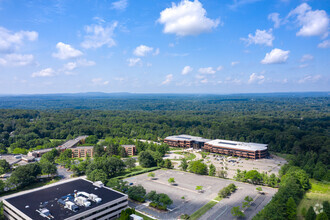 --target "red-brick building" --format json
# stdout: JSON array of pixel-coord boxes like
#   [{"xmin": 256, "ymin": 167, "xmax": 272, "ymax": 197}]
[
  {"xmin": 122, "ymin": 145, "xmax": 136, "ymax": 156},
  {"xmin": 164, "ymin": 135, "xmax": 211, "ymax": 149}
]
